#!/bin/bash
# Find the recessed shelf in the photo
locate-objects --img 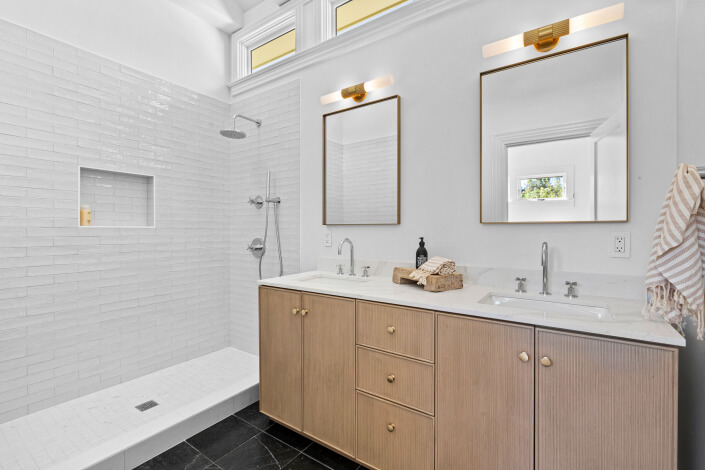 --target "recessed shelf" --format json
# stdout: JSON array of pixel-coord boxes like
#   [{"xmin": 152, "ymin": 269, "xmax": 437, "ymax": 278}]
[{"xmin": 79, "ymin": 167, "xmax": 155, "ymax": 228}]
